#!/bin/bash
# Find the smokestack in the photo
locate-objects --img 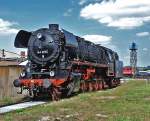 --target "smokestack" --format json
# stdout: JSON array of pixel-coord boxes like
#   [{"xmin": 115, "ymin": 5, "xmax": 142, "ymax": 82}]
[{"xmin": 49, "ymin": 24, "xmax": 59, "ymax": 31}]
